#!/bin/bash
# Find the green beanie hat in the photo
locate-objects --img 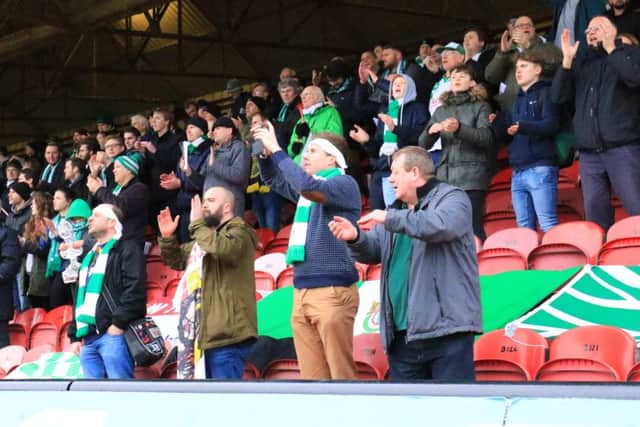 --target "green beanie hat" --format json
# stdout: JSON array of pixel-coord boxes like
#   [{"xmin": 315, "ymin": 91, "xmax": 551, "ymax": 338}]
[
  {"xmin": 115, "ymin": 153, "xmax": 140, "ymax": 176},
  {"xmin": 66, "ymin": 199, "xmax": 92, "ymax": 220}
]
